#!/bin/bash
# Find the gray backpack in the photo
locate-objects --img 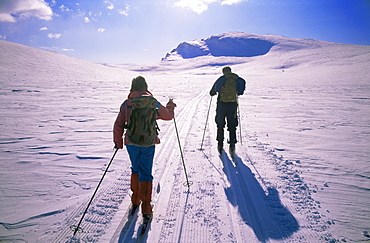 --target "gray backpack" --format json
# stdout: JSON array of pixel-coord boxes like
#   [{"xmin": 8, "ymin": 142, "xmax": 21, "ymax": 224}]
[
  {"xmin": 126, "ymin": 95, "xmax": 159, "ymax": 146},
  {"xmin": 220, "ymin": 76, "xmax": 237, "ymax": 102}
]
